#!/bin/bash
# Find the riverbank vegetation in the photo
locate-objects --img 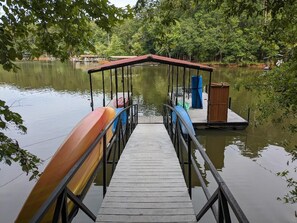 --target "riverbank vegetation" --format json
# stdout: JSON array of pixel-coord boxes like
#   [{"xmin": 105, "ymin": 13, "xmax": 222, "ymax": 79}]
[{"xmin": 93, "ymin": 0, "xmax": 293, "ymax": 66}]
